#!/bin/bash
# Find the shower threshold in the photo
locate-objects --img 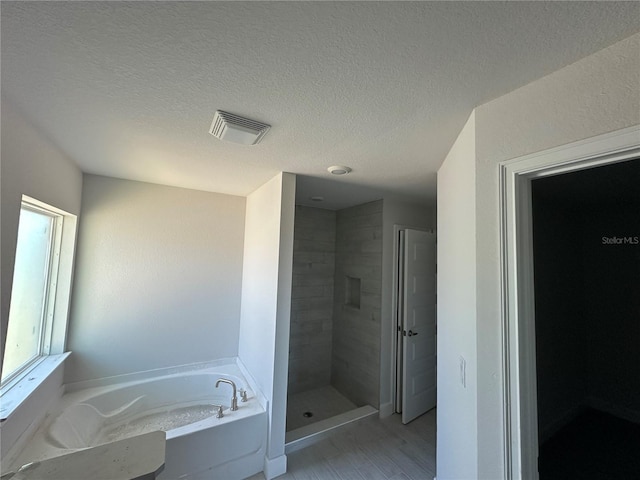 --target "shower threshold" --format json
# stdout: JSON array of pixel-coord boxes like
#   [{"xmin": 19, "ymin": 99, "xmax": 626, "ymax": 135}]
[{"xmin": 284, "ymin": 405, "xmax": 378, "ymax": 454}]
